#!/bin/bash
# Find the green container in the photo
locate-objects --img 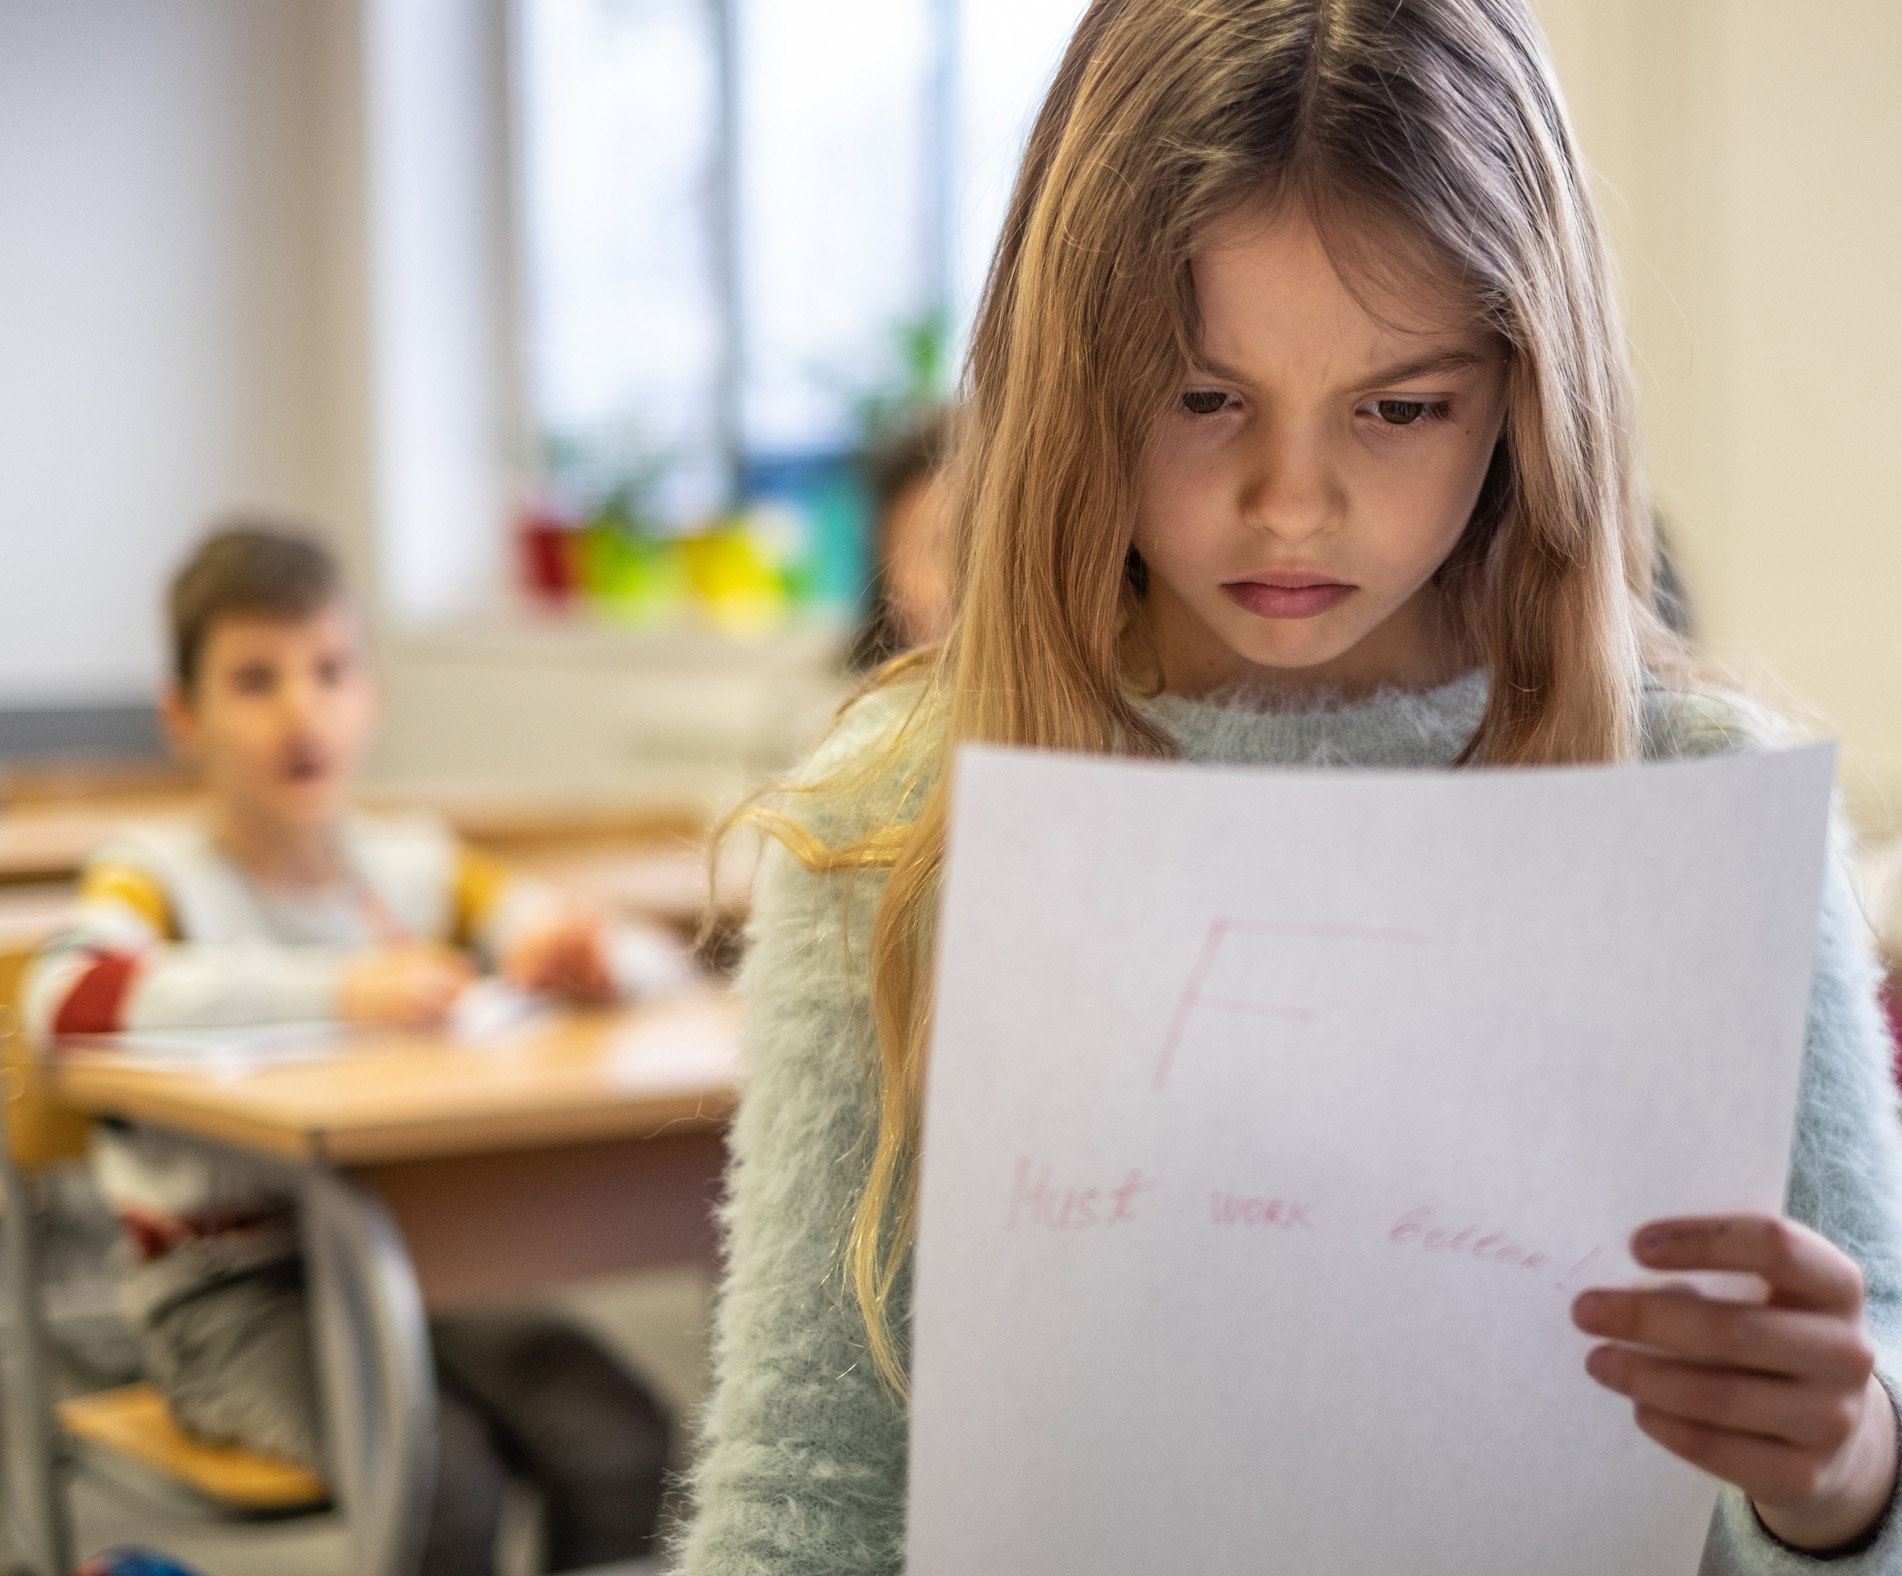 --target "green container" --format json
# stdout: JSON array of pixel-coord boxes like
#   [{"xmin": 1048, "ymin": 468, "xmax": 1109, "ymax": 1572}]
[{"xmin": 578, "ymin": 506, "xmax": 688, "ymax": 626}]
